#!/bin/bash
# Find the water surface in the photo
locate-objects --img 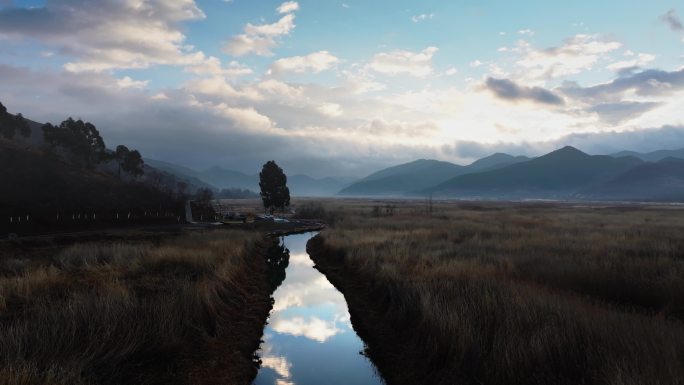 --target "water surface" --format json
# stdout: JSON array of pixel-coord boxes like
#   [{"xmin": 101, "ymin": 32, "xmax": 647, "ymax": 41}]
[{"xmin": 254, "ymin": 232, "xmax": 384, "ymax": 385}]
